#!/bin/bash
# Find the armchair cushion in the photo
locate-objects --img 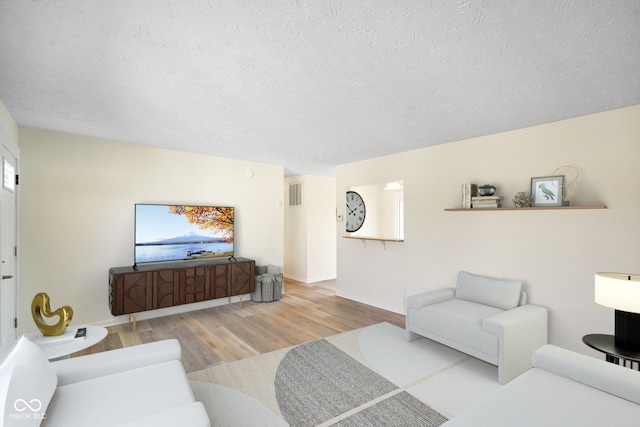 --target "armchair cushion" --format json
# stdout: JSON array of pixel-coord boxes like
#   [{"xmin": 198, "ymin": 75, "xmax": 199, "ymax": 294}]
[
  {"xmin": 533, "ymin": 344, "xmax": 640, "ymax": 405},
  {"xmin": 455, "ymin": 271, "xmax": 523, "ymax": 310},
  {"xmin": 412, "ymin": 299, "xmax": 502, "ymax": 359},
  {"xmin": 406, "ymin": 288, "xmax": 455, "ymax": 310},
  {"xmin": 43, "ymin": 360, "xmax": 195, "ymax": 427},
  {"xmin": 52, "ymin": 339, "xmax": 181, "ymax": 386},
  {"xmin": 442, "ymin": 345, "xmax": 640, "ymax": 427},
  {"xmin": 0, "ymin": 336, "xmax": 57, "ymax": 427},
  {"xmin": 117, "ymin": 402, "xmax": 210, "ymax": 427}
]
